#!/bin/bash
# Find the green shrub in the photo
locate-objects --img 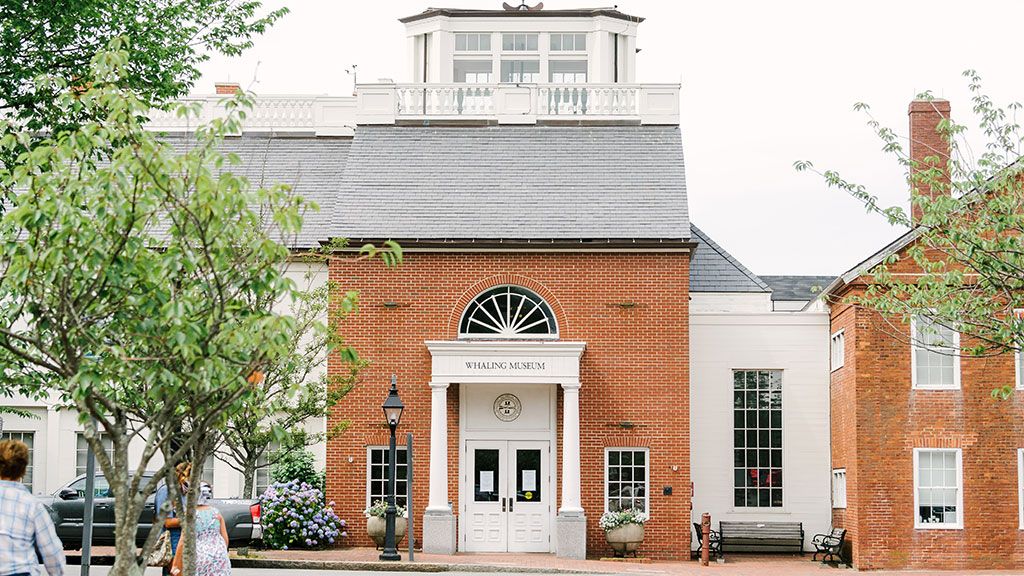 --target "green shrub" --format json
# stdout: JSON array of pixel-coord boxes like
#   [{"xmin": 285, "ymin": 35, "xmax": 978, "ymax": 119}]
[{"xmin": 270, "ymin": 449, "xmax": 325, "ymax": 493}]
